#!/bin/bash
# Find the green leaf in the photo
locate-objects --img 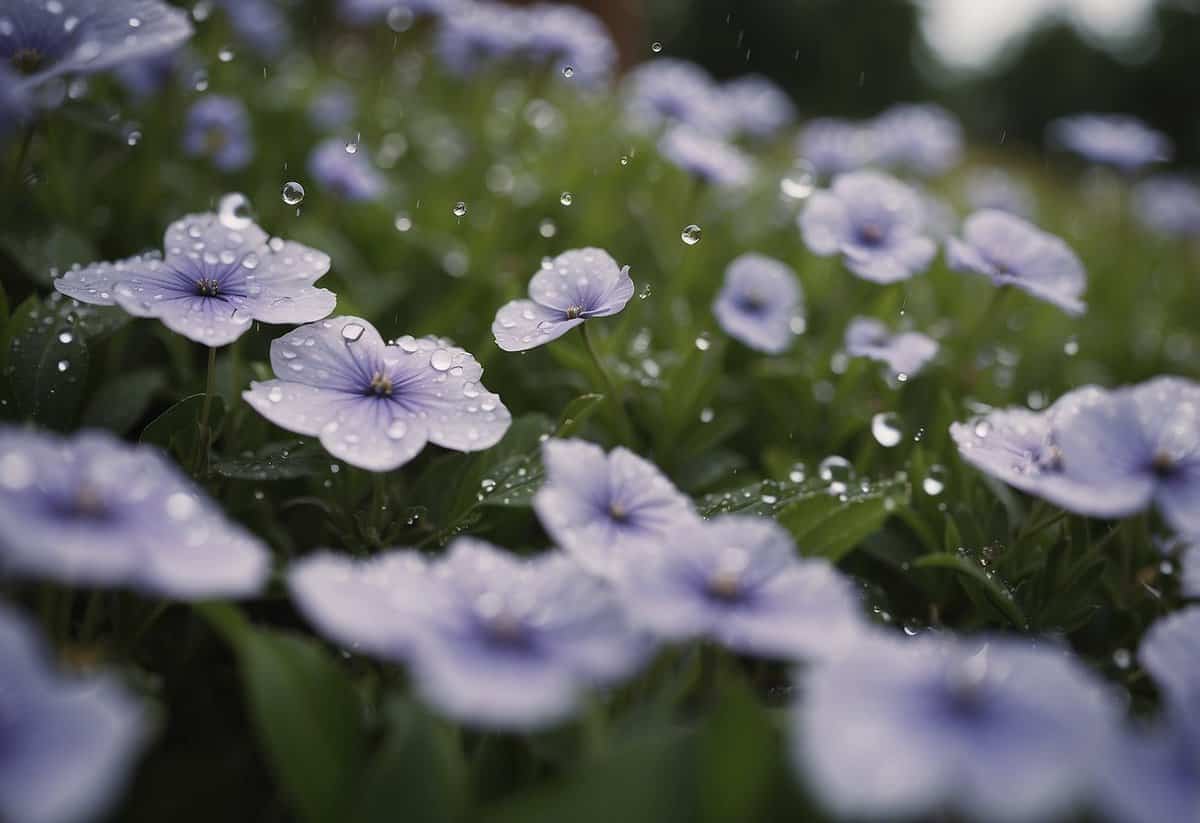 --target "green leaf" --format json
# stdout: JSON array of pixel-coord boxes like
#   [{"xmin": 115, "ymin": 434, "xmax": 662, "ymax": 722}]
[
  {"xmin": 140, "ymin": 393, "xmax": 226, "ymax": 461},
  {"xmin": 348, "ymin": 697, "xmax": 465, "ymax": 823},
  {"xmin": 2, "ymin": 295, "xmax": 90, "ymax": 430},
  {"xmin": 698, "ymin": 472, "xmax": 911, "ymax": 561},
  {"xmin": 696, "ymin": 682, "xmax": 777, "ymax": 823},
  {"xmin": 212, "ymin": 440, "xmax": 330, "ymax": 481},
  {"xmin": 3, "ymin": 226, "xmax": 98, "ymax": 286},
  {"xmin": 914, "ymin": 552, "xmax": 1026, "ymax": 628},
  {"xmin": 555, "ymin": 393, "xmax": 605, "ymax": 437},
  {"xmin": 199, "ymin": 604, "xmax": 367, "ymax": 823},
  {"xmin": 82, "ymin": 368, "xmax": 165, "ymax": 434}
]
